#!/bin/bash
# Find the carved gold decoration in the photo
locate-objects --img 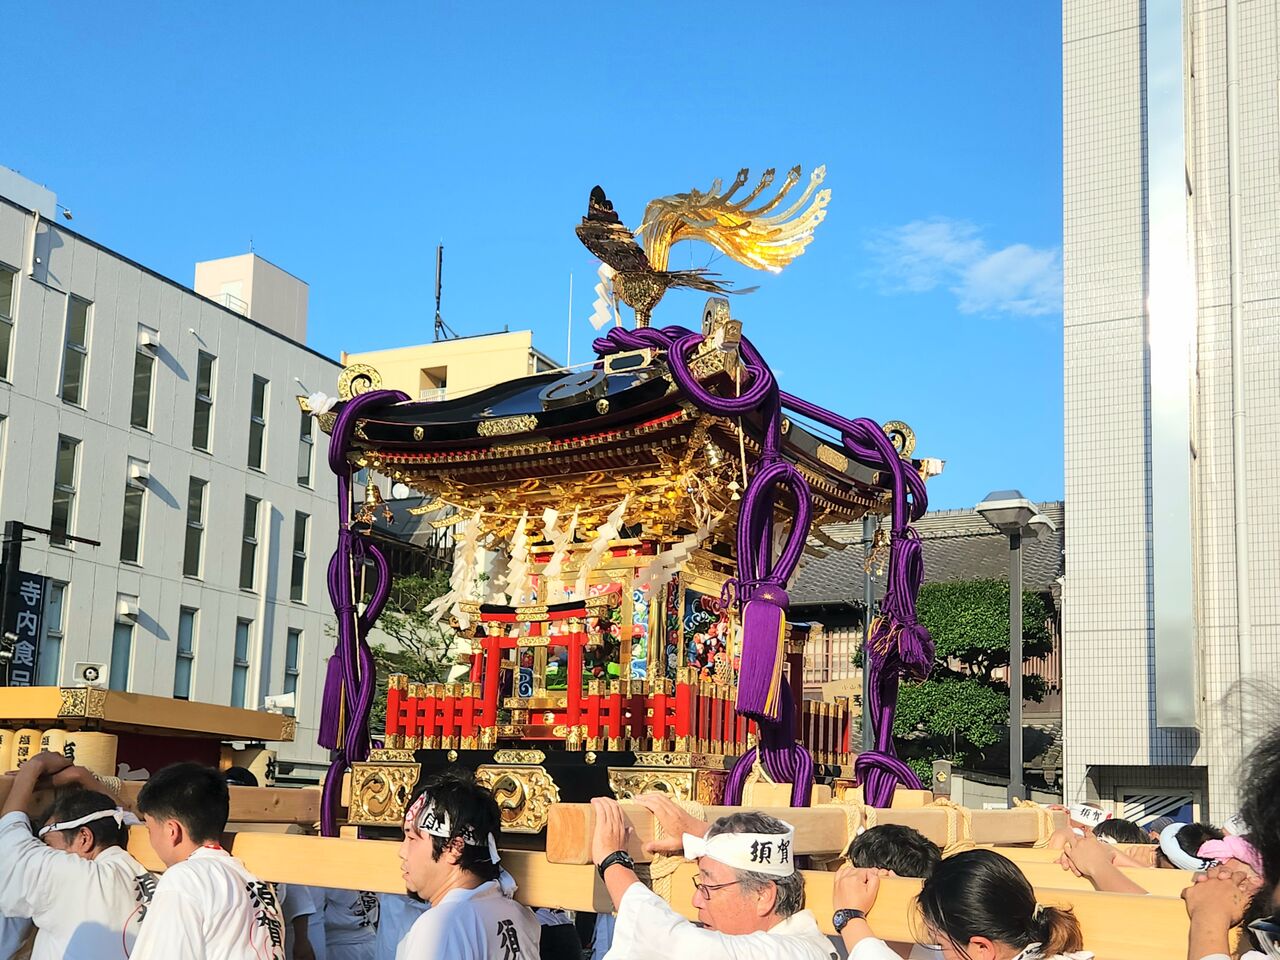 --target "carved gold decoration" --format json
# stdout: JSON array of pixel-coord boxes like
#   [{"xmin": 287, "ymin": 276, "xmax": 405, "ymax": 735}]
[
  {"xmin": 413, "ymin": 426, "xmax": 424, "ymax": 440},
  {"xmin": 696, "ymin": 769, "xmax": 729, "ymax": 806},
  {"xmin": 608, "ymin": 767, "xmax": 696, "ymax": 801},
  {"xmin": 477, "ymin": 414, "xmax": 539, "ymax": 437},
  {"xmin": 278, "ymin": 715, "xmax": 297, "ymax": 742},
  {"xmin": 816, "ymin": 444, "xmax": 850, "ymax": 473},
  {"xmin": 338, "ymin": 363, "xmax": 383, "ymax": 400},
  {"xmin": 882, "ymin": 420, "xmax": 917, "ymax": 458},
  {"xmin": 585, "ymin": 751, "xmax": 598, "ymax": 765},
  {"xmin": 493, "ymin": 749, "xmax": 546, "ymax": 765},
  {"xmin": 57, "ymin": 686, "xmax": 107, "ymax": 719},
  {"xmin": 595, "ymin": 398, "xmax": 610, "ymax": 414},
  {"xmin": 474, "ymin": 765, "xmax": 561, "ymax": 834},
  {"xmin": 446, "ymin": 750, "xmax": 459, "ymax": 762},
  {"xmin": 318, "ymin": 412, "xmax": 338, "ymax": 434},
  {"xmin": 632, "ymin": 752, "xmax": 725, "ymax": 770},
  {"xmin": 347, "ymin": 761, "xmax": 421, "ymax": 826},
  {"xmin": 368, "ymin": 748, "xmax": 417, "ymax": 762}
]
